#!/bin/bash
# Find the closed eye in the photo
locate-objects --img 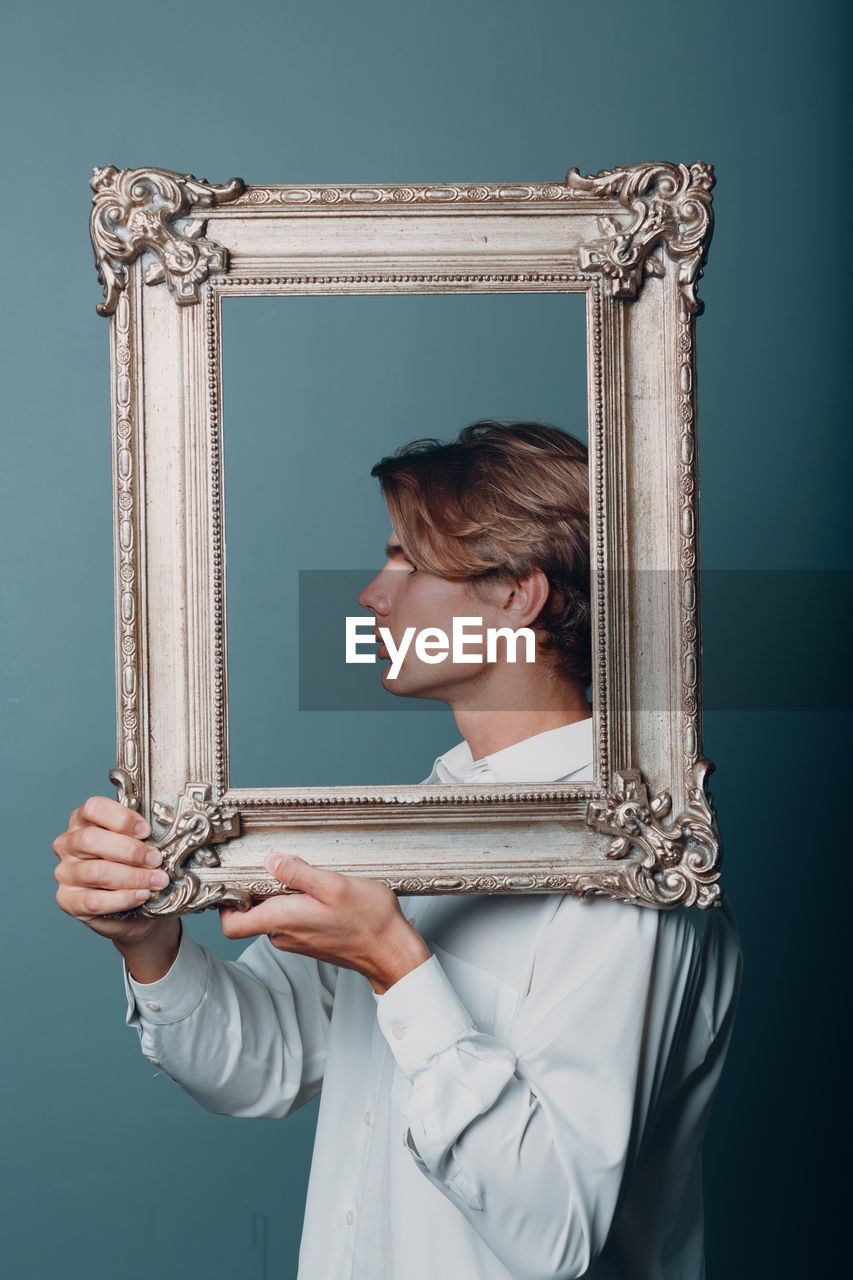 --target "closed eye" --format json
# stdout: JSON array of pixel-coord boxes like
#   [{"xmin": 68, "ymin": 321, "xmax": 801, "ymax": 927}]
[{"xmin": 384, "ymin": 541, "xmax": 418, "ymax": 572}]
